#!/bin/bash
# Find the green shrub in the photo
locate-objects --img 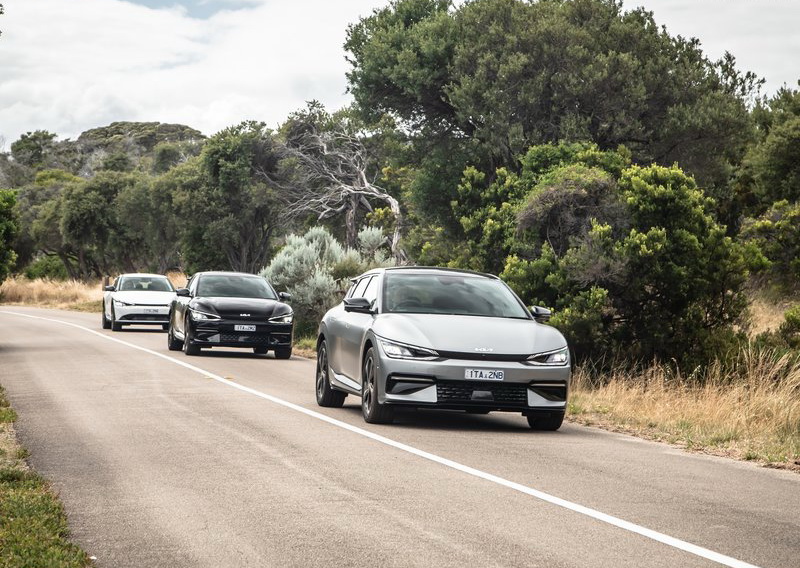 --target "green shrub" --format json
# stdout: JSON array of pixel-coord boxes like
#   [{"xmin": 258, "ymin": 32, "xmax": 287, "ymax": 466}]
[
  {"xmin": 23, "ymin": 255, "xmax": 69, "ymax": 280},
  {"xmin": 261, "ymin": 226, "xmax": 392, "ymax": 335}
]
